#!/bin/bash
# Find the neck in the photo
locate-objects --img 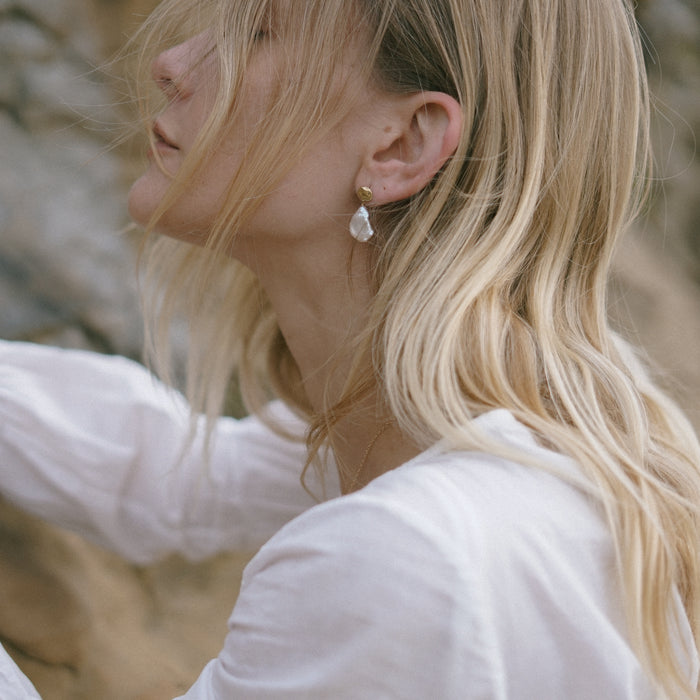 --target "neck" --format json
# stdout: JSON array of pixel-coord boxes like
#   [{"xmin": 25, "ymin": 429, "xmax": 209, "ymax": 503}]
[
  {"xmin": 241, "ymin": 232, "xmax": 372, "ymax": 408},
  {"xmin": 234, "ymin": 232, "xmax": 420, "ymax": 492}
]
